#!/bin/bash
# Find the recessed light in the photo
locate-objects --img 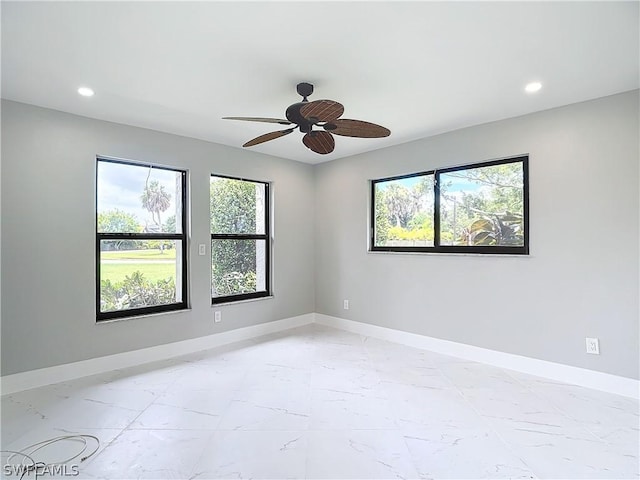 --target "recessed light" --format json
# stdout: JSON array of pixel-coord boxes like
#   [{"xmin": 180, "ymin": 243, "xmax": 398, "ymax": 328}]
[
  {"xmin": 77, "ymin": 87, "xmax": 94, "ymax": 97},
  {"xmin": 525, "ymin": 82, "xmax": 542, "ymax": 93}
]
